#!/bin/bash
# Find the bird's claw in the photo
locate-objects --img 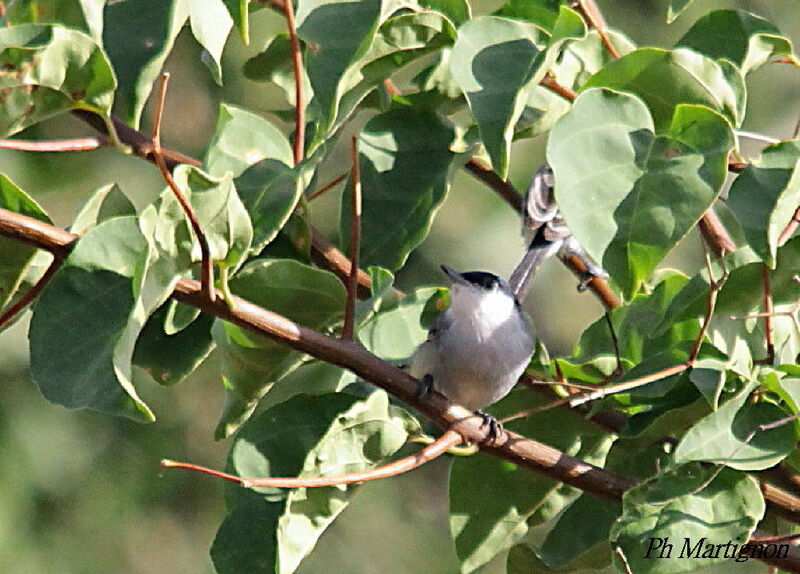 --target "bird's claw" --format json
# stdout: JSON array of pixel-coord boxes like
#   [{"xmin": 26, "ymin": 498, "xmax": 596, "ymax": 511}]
[
  {"xmin": 415, "ymin": 374, "xmax": 434, "ymax": 401},
  {"xmin": 475, "ymin": 410, "xmax": 502, "ymax": 443}
]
